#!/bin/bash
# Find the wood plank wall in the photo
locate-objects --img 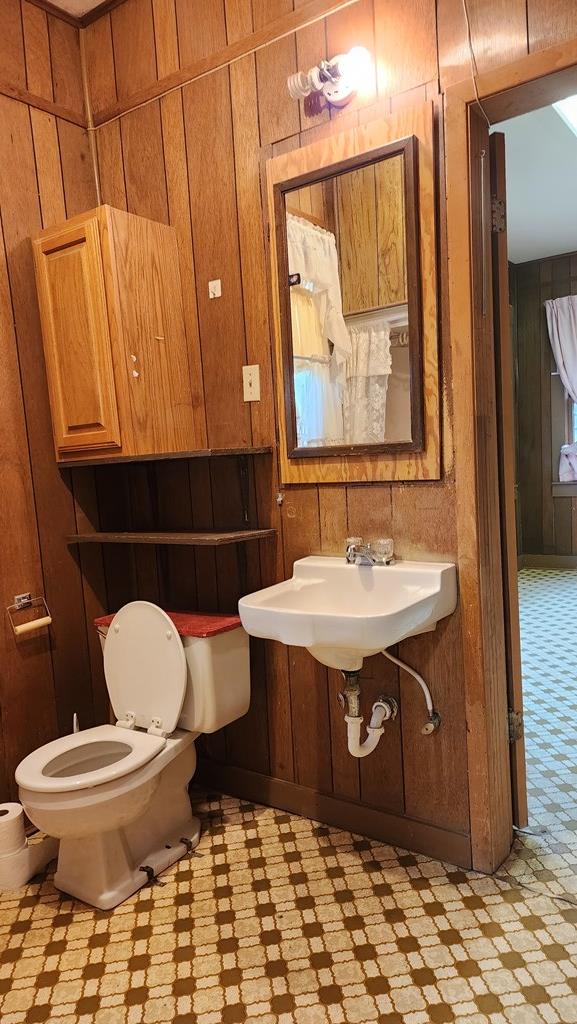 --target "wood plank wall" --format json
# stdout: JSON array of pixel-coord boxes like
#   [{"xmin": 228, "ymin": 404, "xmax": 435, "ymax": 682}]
[
  {"xmin": 0, "ymin": 0, "xmax": 101, "ymax": 799},
  {"xmin": 513, "ymin": 253, "xmax": 577, "ymax": 556},
  {"xmin": 1, "ymin": 0, "xmax": 577, "ymax": 858}
]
